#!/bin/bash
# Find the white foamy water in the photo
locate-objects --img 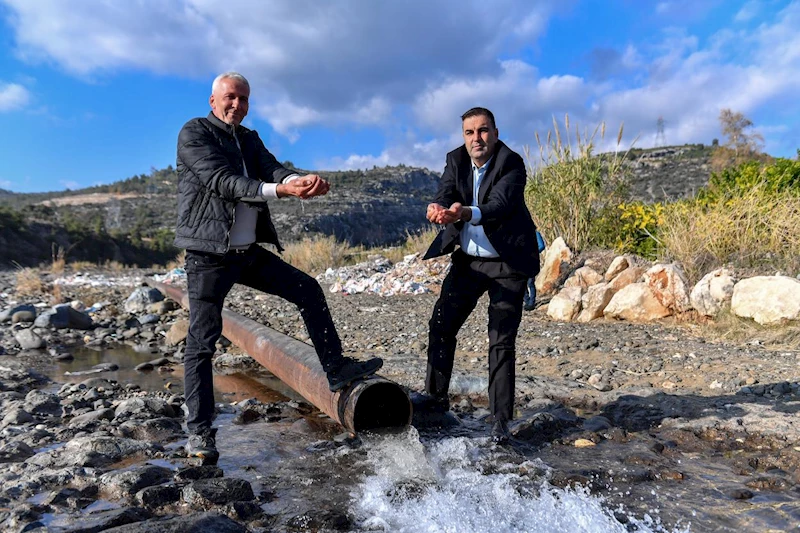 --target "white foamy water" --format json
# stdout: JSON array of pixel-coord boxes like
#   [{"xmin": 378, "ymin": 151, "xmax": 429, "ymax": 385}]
[{"xmin": 351, "ymin": 428, "xmax": 690, "ymax": 533}]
